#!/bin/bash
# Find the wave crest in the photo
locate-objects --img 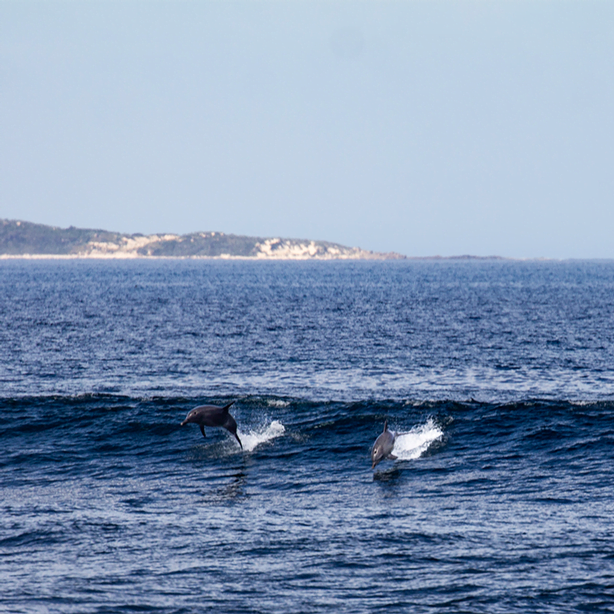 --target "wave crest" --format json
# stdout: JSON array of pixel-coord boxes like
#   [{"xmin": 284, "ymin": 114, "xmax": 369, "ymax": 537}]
[
  {"xmin": 393, "ymin": 418, "xmax": 443, "ymax": 461},
  {"xmin": 239, "ymin": 420, "xmax": 285, "ymax": 452}
]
